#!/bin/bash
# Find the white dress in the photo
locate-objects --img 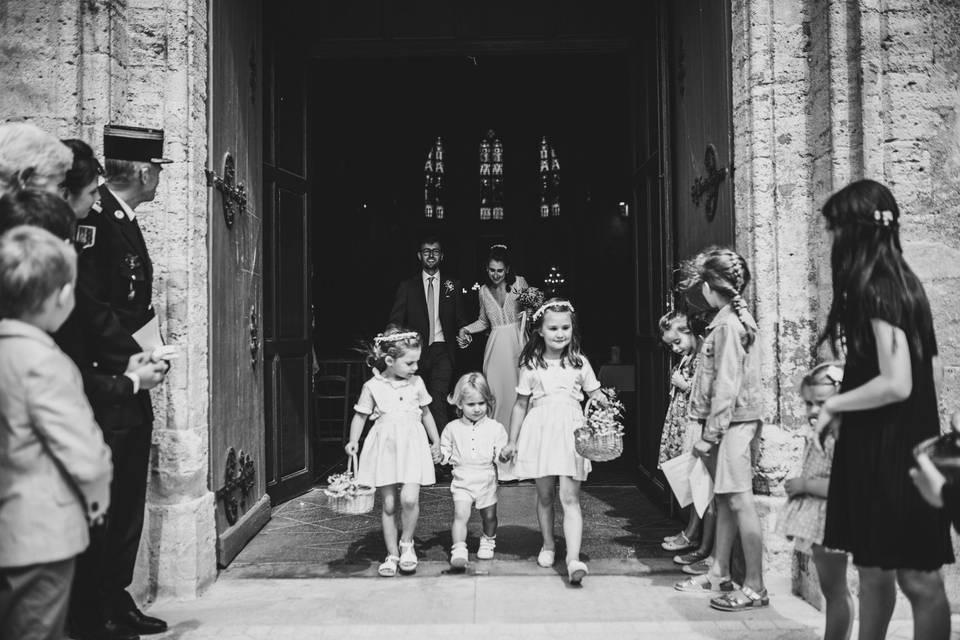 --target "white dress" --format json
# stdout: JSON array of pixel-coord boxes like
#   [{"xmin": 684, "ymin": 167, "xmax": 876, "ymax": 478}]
[
  {"xmin": 463, "ymin": 276, "xmax": 529, "ymax": 428},
  {"xmin": 440, "ymin": 417, "xmax": 508, "ymax": 509},
  {"xmin": 354, "ymin": 372, "xmax": 436, "ymax": 488},
  {"xmin": 507, "ymin": 357, "xmax": 601, "ymax": 481}
]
